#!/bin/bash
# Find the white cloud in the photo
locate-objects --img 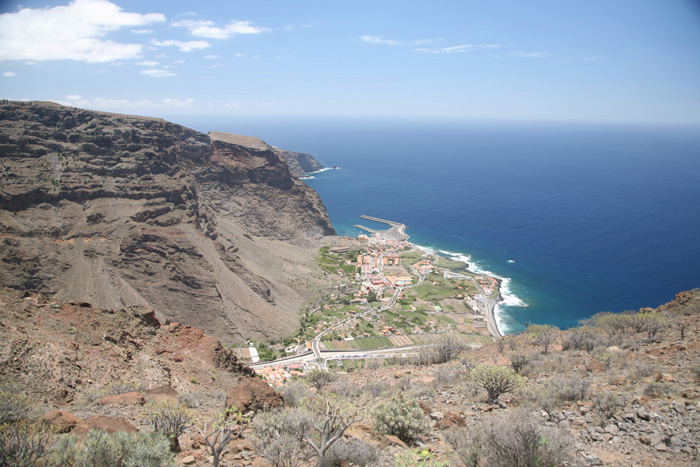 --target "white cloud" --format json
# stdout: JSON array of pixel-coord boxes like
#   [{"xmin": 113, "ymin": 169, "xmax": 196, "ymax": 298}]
[
  {"xmin": 136, "ymin": 60, "xmax": 159, "ymax": 66},
  {"xmin": 584, "ymin": 55, "xmax": 602, "ymax": 62},
  {"xmin": 417, "ymin": 45, "xmax": 471, "ymax": 54},
  {"xmin": 141, "ymin": 68, "xmax": 176, "ymax": 77},
  {"xmin": 416, "ymin": 44, "xmax": 500, "ymax": 54},
  {"xmin": 173, "ymin": 19, "xmax": 268, "ymax": 39},
  {"xmin": 152, "ymin": 39, "xmax": 210, "ymax": 52},
  {"xmin": 204, "ymin": 54, "xmax": 220, "ymax": 59},
  {"xmin": 361, "ymin": 35, "xmax": 440, "ymax": 46},
  {"xmin": 132, "ymin": 29, "xmax": 153, "ymax": 34},
  {"xmin": 361, "ymin": 35, "xmax": 402, "ymax": 46},
  {"xmin": 2, "ymin": 71, "xmax": 16, "ymax": 77},
  {"xmin": 58, "ymin": 95, "xmax": 194, "ymax": 108},
  {"xmin": 283, "ymin": 24, "xmax": 313, "ymax": 32},
  {"xmin": 0, "ymin": 0, "xmax": 165, "ymax": 63},
  {"xmin": 510, "ymin": 50, "xmax": 551, "ymax": 58}
]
